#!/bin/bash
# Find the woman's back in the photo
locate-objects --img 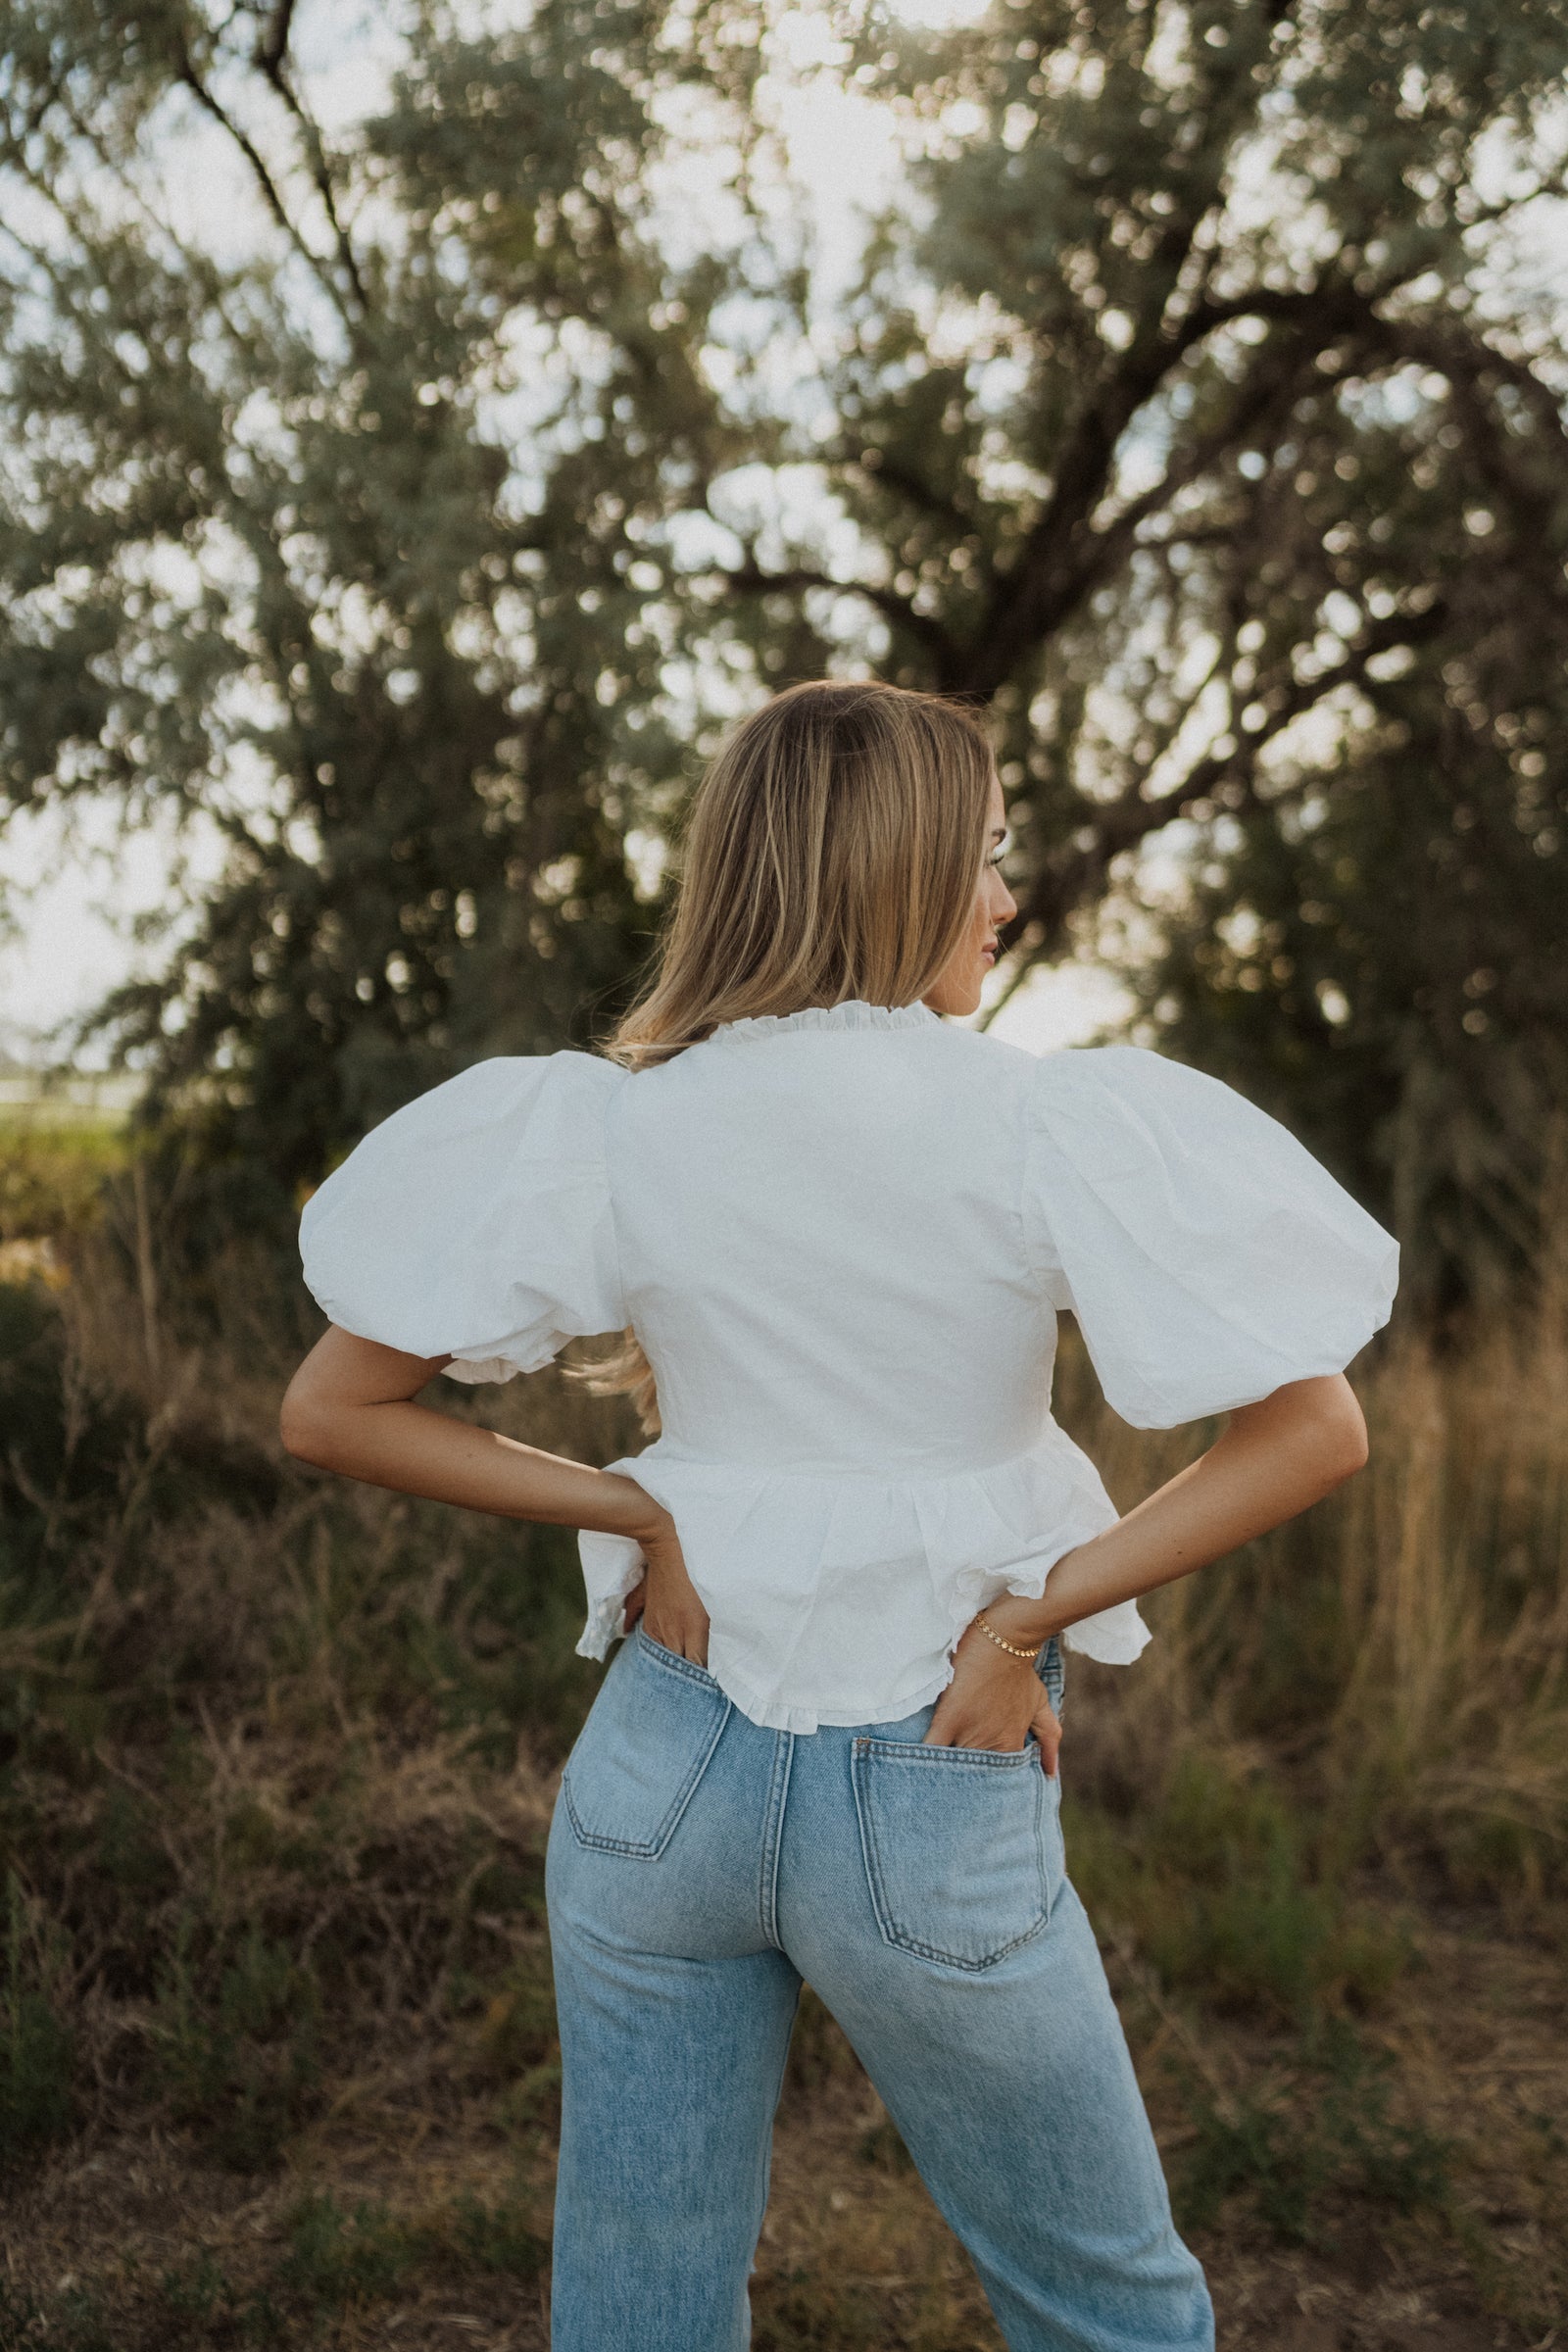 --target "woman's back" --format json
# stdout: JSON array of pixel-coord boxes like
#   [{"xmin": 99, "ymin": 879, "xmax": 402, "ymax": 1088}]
[
  {"xmin": 616, "ymin": 1004, "xmax": 1051, "ymax": 1473},
  {"xmin": 300, "ymin": 1000, "xmax": 1396, "ymax": 1732}
]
